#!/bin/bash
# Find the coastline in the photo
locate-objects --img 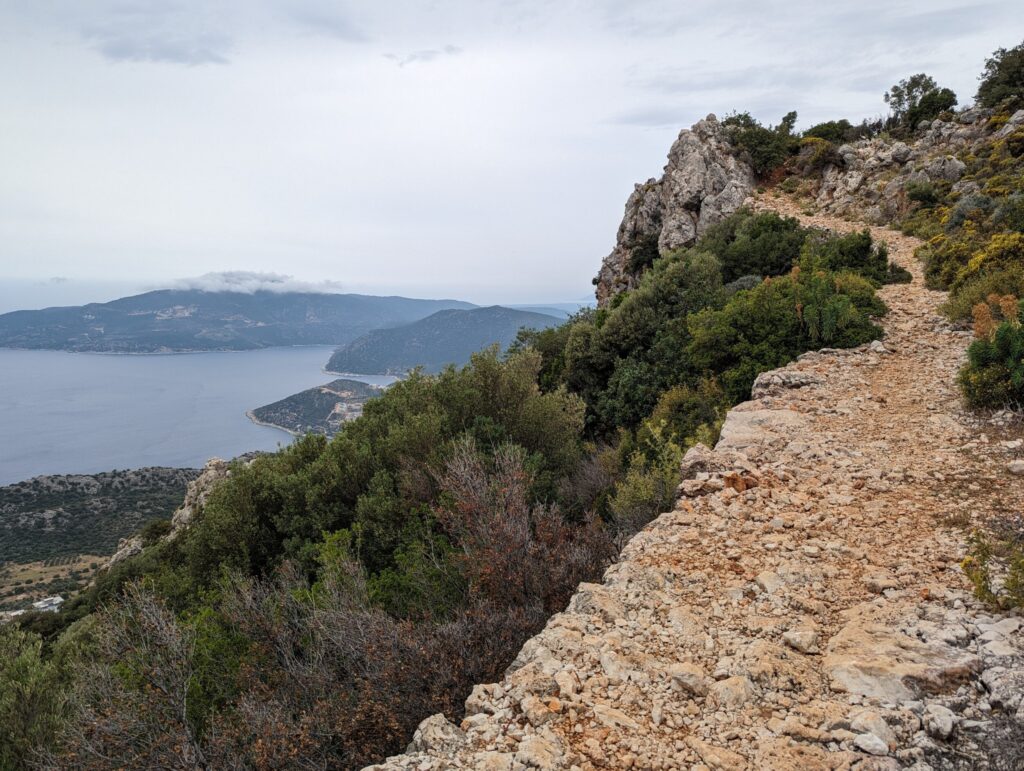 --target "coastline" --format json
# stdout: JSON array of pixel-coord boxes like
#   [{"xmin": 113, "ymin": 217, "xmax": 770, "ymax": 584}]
[
  {"xmin": 245, "ymin": 410, "xmax": 304, "ymax": 438},
  {"xmin": 0, "ymin": 343, "xmax": 337, "ymax": 358}
]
